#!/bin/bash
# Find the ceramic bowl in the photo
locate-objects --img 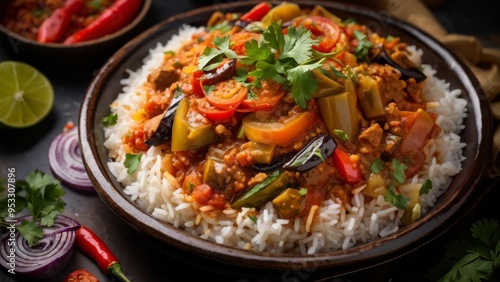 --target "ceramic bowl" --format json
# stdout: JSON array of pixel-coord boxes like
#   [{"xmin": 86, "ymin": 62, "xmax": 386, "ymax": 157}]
[
  {"xmin": 0, "ymin": 0, "xmax": 152, "ymax": 73},
  {"xmin": 79, "ymin": 0, "xmax": 493, "ymax": 278}
]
